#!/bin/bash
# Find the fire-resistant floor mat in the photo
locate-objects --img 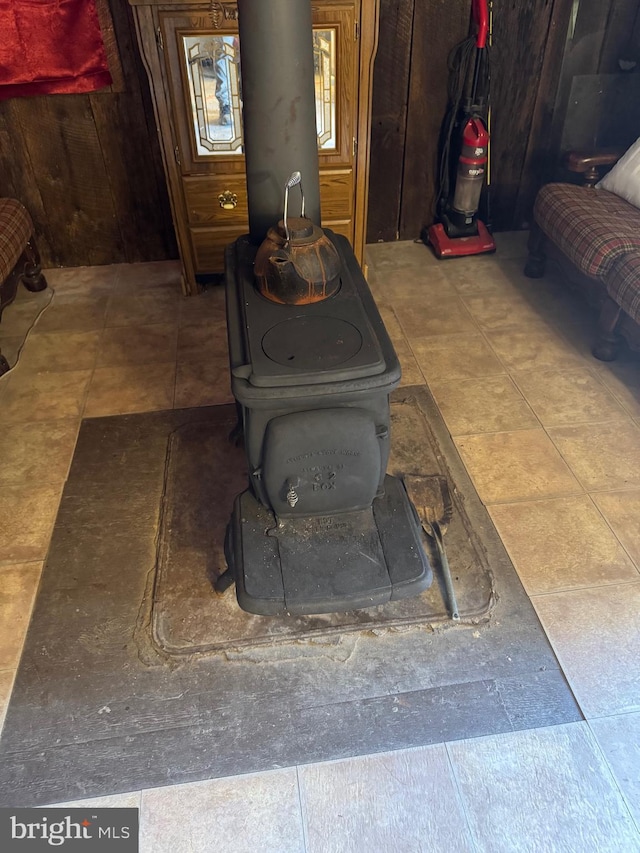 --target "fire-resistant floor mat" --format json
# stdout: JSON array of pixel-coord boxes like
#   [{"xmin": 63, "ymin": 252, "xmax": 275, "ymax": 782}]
[{"xmin": 0, "ymin": 387, "xmax": 581, "ymax": 807}]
